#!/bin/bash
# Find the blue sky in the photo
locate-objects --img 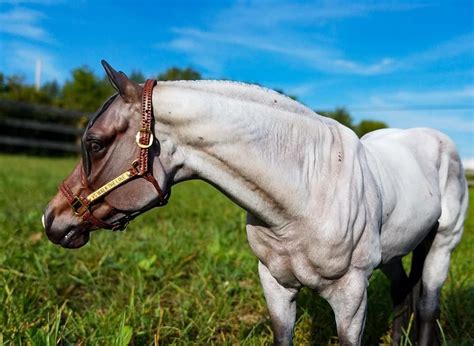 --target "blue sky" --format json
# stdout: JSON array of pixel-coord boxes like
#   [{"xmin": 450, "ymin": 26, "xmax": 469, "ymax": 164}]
[{"xmin": 1, "ymin": 0, "xmax": 473, "ymax": 161}]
